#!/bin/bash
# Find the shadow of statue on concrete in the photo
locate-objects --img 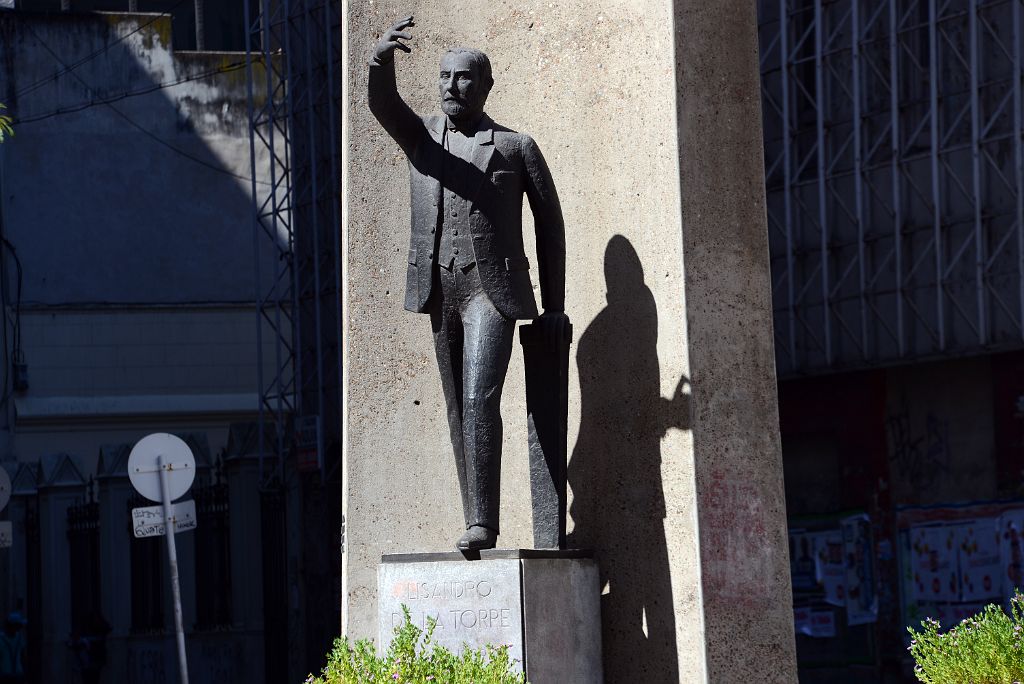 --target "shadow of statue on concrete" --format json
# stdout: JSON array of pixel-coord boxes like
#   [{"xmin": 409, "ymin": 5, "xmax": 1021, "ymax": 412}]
[{"xmin": 567, "ymin": 234, "xmax": 690, "ymax": 681}]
